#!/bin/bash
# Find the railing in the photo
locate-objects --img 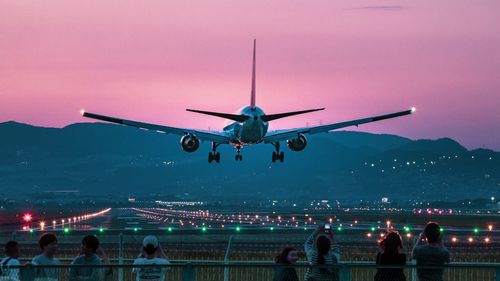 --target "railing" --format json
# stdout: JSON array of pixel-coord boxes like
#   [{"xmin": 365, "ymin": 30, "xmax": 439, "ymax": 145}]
[{"xmin": 2, "ymin": 262, "xmax": 499, "ymax": 281}]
